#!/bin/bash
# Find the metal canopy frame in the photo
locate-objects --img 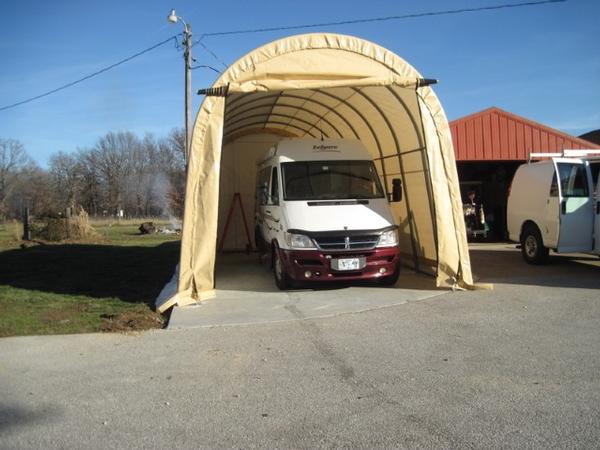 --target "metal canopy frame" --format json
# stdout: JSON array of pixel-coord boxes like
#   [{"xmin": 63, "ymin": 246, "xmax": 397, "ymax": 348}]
[{"xmin": 220, "ymin": 84, "xmax": 438, "ymax": 272}]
